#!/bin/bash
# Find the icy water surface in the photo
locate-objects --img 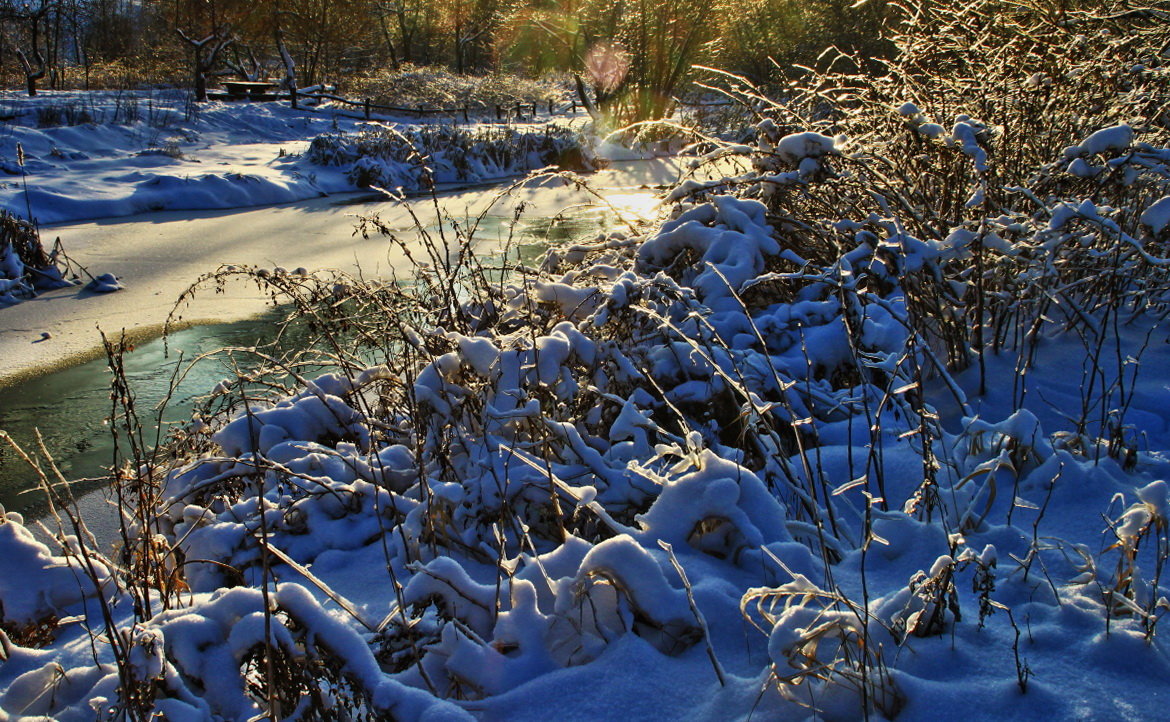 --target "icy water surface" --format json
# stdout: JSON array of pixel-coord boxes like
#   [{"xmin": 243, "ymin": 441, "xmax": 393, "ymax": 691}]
[
  {"xmin": 0, "ymin": 201, "xmax": 644, "ymax": 517},
  {"xmin": 0, "ymin": 313, "xmax": 290, "ymax": 515}
]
